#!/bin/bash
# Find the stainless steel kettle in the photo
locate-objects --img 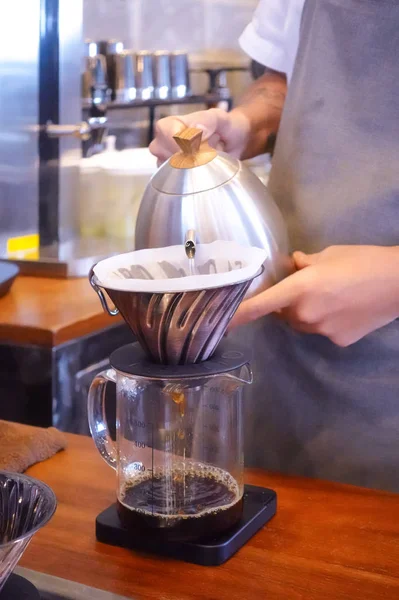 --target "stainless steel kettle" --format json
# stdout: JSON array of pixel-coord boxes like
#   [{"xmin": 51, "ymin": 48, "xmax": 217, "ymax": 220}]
[{"xmin": 135, "ymin": 127, "xmax": 292, "ymax": 293}]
